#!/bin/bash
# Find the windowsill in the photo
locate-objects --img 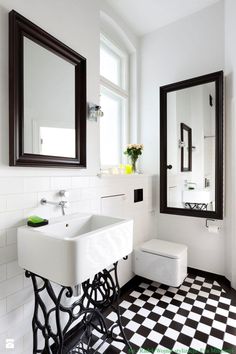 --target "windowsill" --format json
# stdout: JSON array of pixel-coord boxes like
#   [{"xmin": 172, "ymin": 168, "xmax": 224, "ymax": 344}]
[{"xmin": 97, "ymin": 172, "xmax": 153, "ymax": 178}]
